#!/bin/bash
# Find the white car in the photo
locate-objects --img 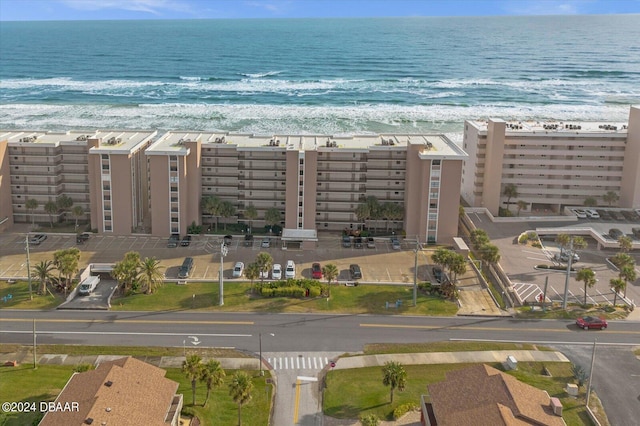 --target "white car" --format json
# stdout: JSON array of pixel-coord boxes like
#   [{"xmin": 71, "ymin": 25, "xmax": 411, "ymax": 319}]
[
  {"xmin": 232, "ymin": 262, "xmax": 244, "ymax": 278},
  {"xmin": 585, "ymin": 209, "xmax": 600, "ymax": 219},
  {"xmin": 572, "ymin": 209, "xmax": 587, "ymax": 219},
  {"xmin": 285, "ymin": 260, "xmax": 295, "ymax": 279},
  {"xmin": 259, "ymin": 269, "xmax": 269, "ymax": 279},
  {"xmin": 272, "ymin": 263, "xmax": 282, "ymax": 280}
]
